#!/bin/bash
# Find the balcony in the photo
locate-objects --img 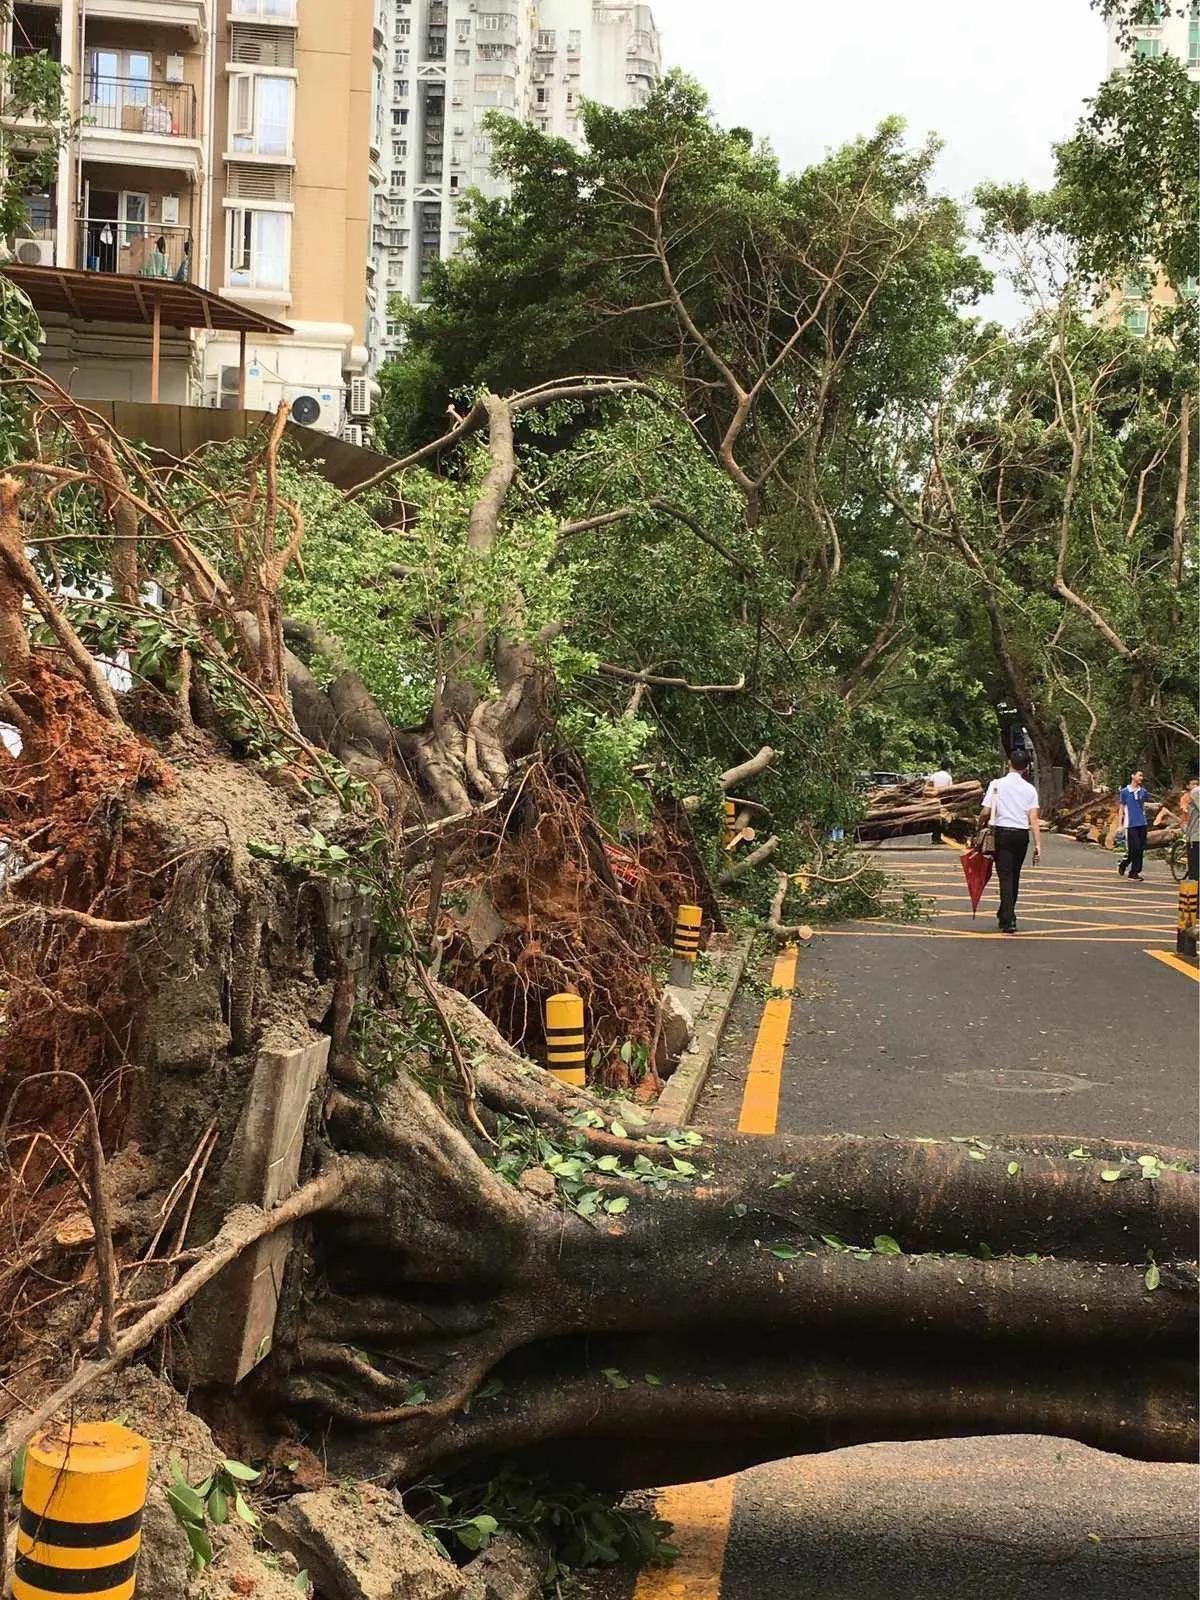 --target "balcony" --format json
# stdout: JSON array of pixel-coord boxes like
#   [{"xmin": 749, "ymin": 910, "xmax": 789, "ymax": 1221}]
[
  {"xmin": 80, "ymin": 78, "xmax": 201, "ymax": 174},
  {"xmin": 77, "ymin": 215, "xmax": 194, "ymax": 281},
  {"xmin": 84, "ymin": 0, "xmax": 207, "ymax": 39}
]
